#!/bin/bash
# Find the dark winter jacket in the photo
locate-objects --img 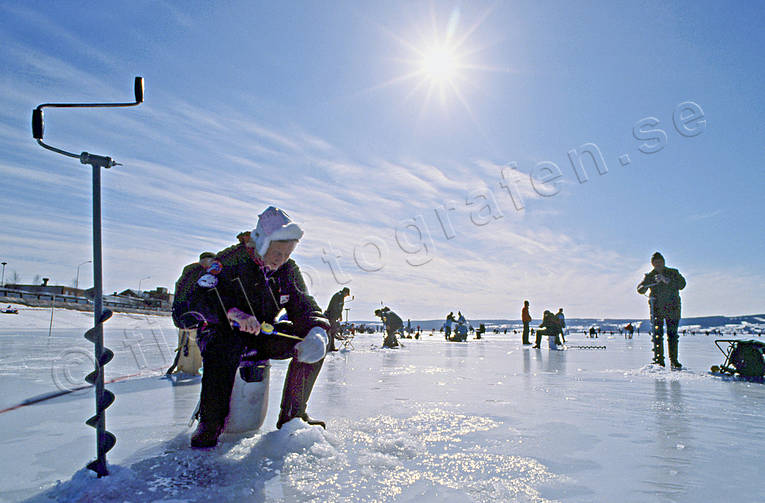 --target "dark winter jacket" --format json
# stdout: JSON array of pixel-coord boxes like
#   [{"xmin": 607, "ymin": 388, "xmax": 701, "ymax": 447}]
[
  {"xmin": 382, "ymin": 310, "xmax": 404, "ymax": 332},
  {"xmin": 186, "ymin": 242, "xmax": 329, "ymax": 345},
  {"xmin": 325, "ymin": 290, "xmax": 347, "ymax": 323},
  {"xmin": 637, "ymin": 267, "xmax": 685, "ymax": 316},
  {"xmin": 539, "ymin": 312, "xmax": 562, "ymax": 334},
  {"xmin": 172, "ymin": 262, "xmax": 205, "ymax": 328},
  {"xmin": 172, "ymin": 233, "xmax": 252, "ymax": 328}
]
